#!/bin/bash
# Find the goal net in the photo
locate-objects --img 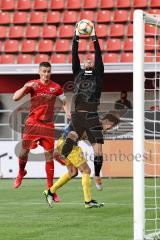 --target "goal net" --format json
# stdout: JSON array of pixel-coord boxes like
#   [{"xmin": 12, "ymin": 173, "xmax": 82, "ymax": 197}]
[{"xmin": 134, "ymin": 10, "xmax": 160, "ymax": 240}]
